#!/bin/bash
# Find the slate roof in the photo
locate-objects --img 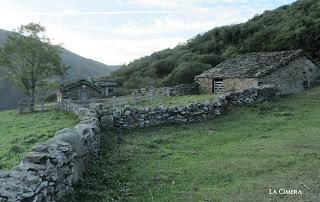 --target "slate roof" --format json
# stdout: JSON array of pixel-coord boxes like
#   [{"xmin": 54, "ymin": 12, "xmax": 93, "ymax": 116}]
[
  {"xmin": 94, "ymin": 80, "xmax": 118, "ymax": 87},
  {"xmin": 60, "ymin": 79, "xmax": 103, "ymax": 91},
  {"xmin": 196, "ymin": 50, "xmax": 306, "ymax": 79}
]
